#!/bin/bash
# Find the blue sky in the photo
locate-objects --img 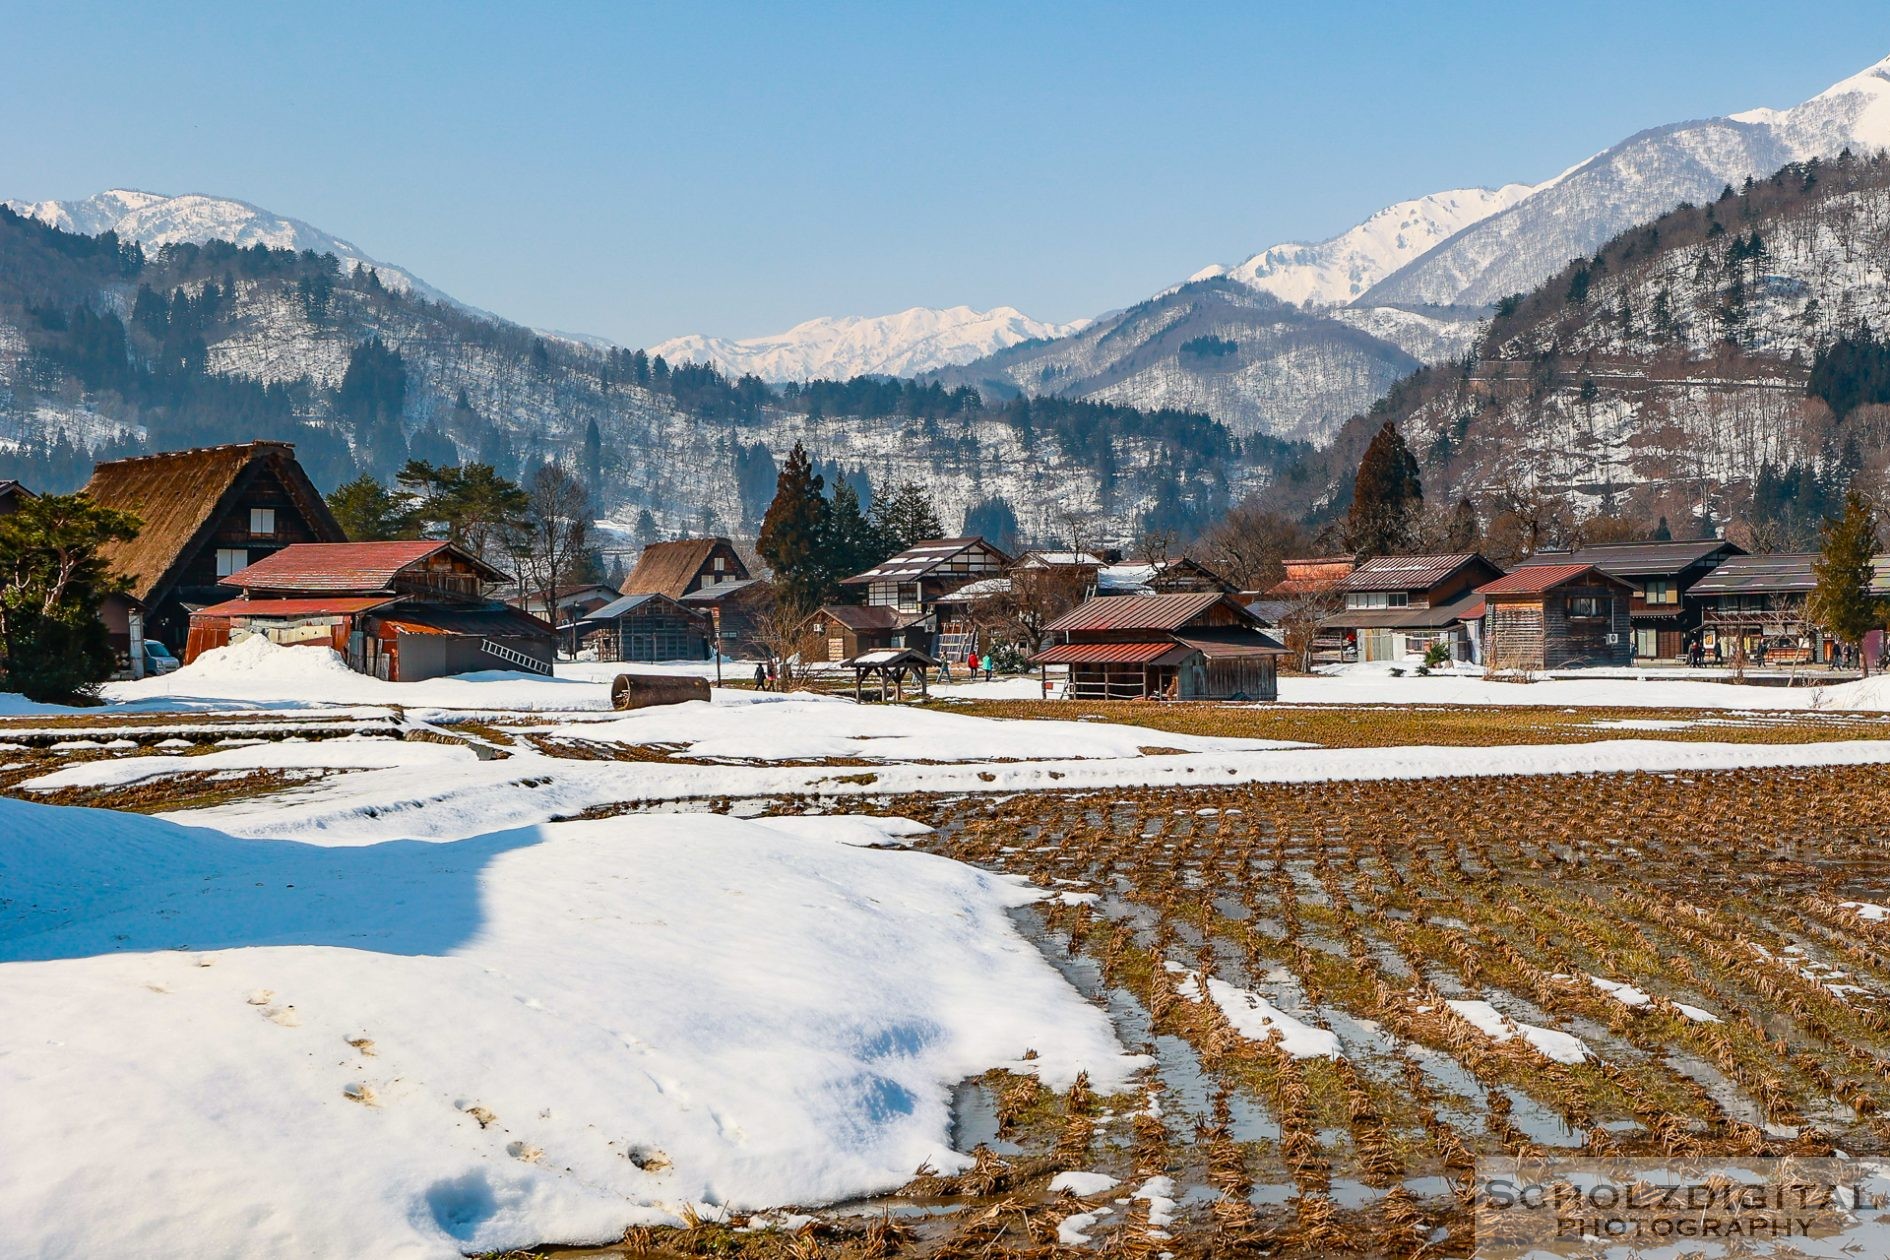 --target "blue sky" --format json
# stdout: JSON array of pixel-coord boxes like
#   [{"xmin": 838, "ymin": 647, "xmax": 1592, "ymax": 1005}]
[{"xmin": 4, "ymin": 3, "xmax": 1888, "ymax": 347}]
